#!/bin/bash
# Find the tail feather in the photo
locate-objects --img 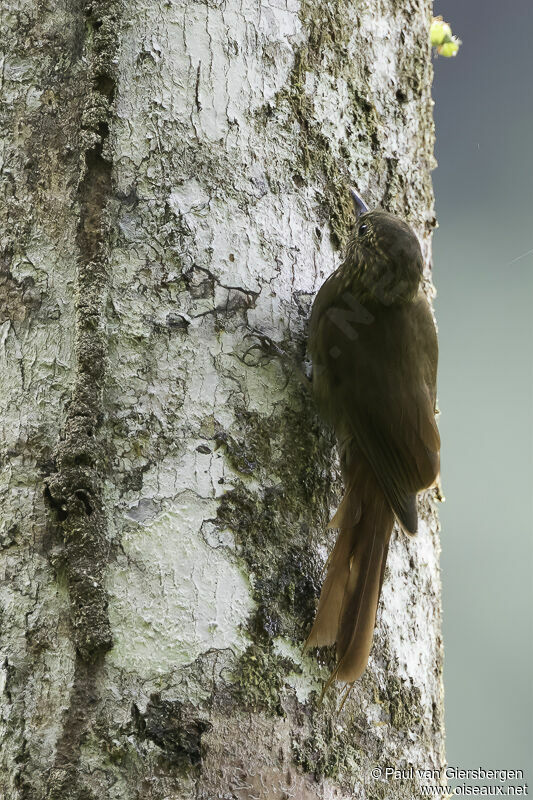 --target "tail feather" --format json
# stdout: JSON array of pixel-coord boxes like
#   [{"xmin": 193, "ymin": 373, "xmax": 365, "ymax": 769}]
[
  {"xmin": 306, "ymin": 465, "xmax": 394, "ymax": 685},
  {"xmin": 335, "ymin": 494, "xmax": 393, "ymax": 682},
  {"xmin": 305, "ymin": 524, "xmax": 357, "ymax": 649},
  {"xmin": 305, "ymin": 485, "xmax": 362, "ymax": 648}
]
